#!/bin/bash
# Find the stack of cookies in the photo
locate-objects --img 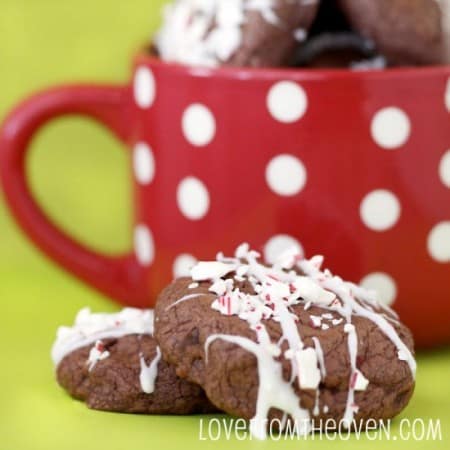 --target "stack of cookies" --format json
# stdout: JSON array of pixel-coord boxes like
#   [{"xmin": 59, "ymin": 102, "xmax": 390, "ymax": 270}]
[
  {"xmin": 154, "ymin": 0, "xmax": 450, "ymax": 69},
  {"xmin": 52, "ymin": 244, "xmax": 416, "ymax": 439}
]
